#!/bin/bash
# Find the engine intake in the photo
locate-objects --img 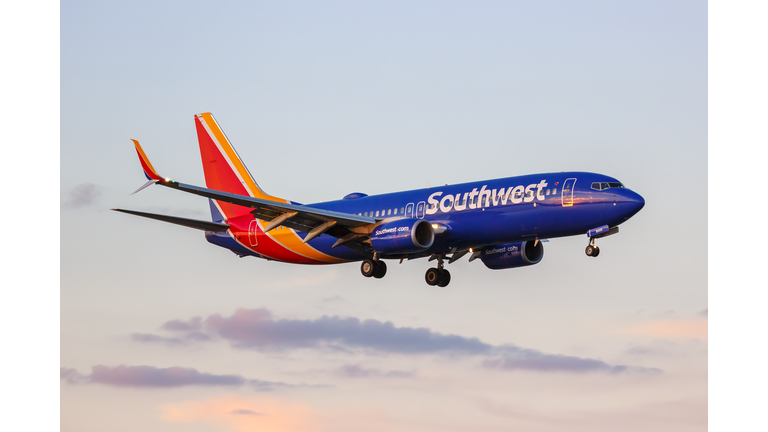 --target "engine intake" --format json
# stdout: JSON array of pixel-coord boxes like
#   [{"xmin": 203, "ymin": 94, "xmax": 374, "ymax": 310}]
[
  {"xmin": 370, "ymin": 218, "xmax": 435, "ymax": 254},
  {"xmin": 480, "ymin": 241, "xmax": 544, "ymax": 270}
]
